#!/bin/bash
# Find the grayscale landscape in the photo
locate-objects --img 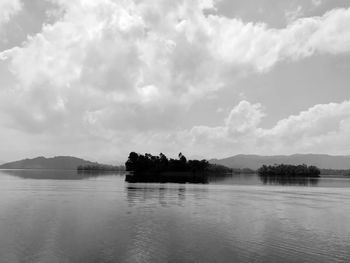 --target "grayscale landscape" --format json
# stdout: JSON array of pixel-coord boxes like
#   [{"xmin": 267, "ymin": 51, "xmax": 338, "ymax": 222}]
[{"xmin": 1, "ymin": 0, "xmax": 350, "ymax": 262}]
